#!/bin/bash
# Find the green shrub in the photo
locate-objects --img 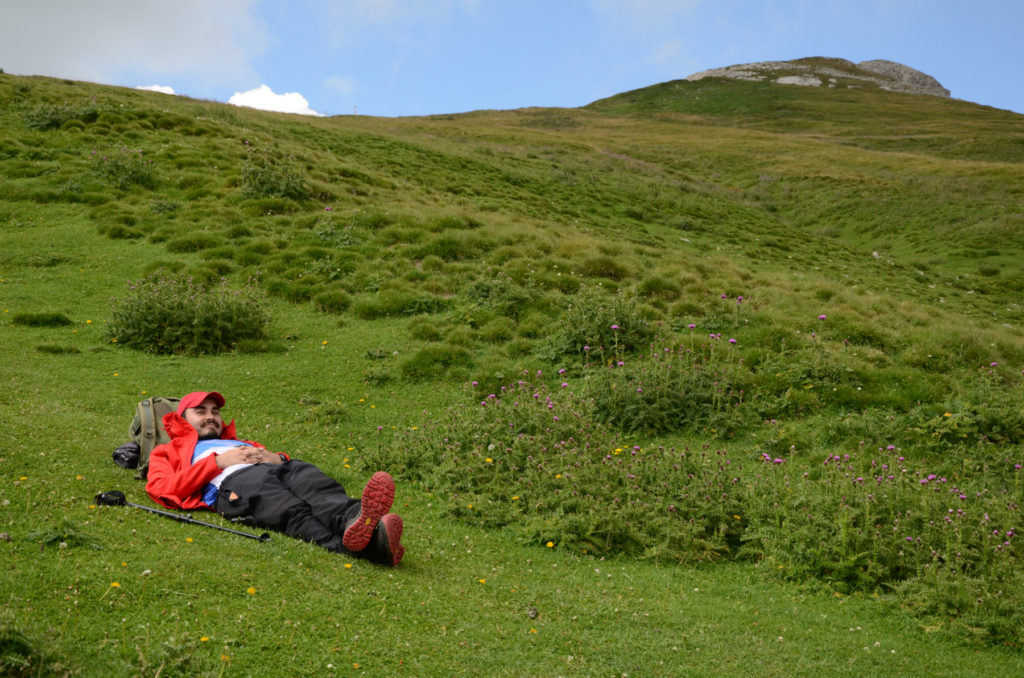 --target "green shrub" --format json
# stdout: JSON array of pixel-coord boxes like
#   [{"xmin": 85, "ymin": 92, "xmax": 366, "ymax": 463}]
[
  {"xmin": 240, "ymin": 149, "xmax": 308, "ymax": 200},
  {"xmin": 464, "ymin": 269, "xmax": 536, "ymax": 318},
  {"xmin": 542, "ymin": 286, "xmax": 655, "ymax": 361},
  {"xmin": 21, "ymin": 101, "xmax": 105, "ymax": 130},
  {"xmin": 107, "ymin": 274, "xmax": 270, "ymax": 354},
  {"xmin": 91, "ymin": 145, "xmax": 157, "ymax": 190}
]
